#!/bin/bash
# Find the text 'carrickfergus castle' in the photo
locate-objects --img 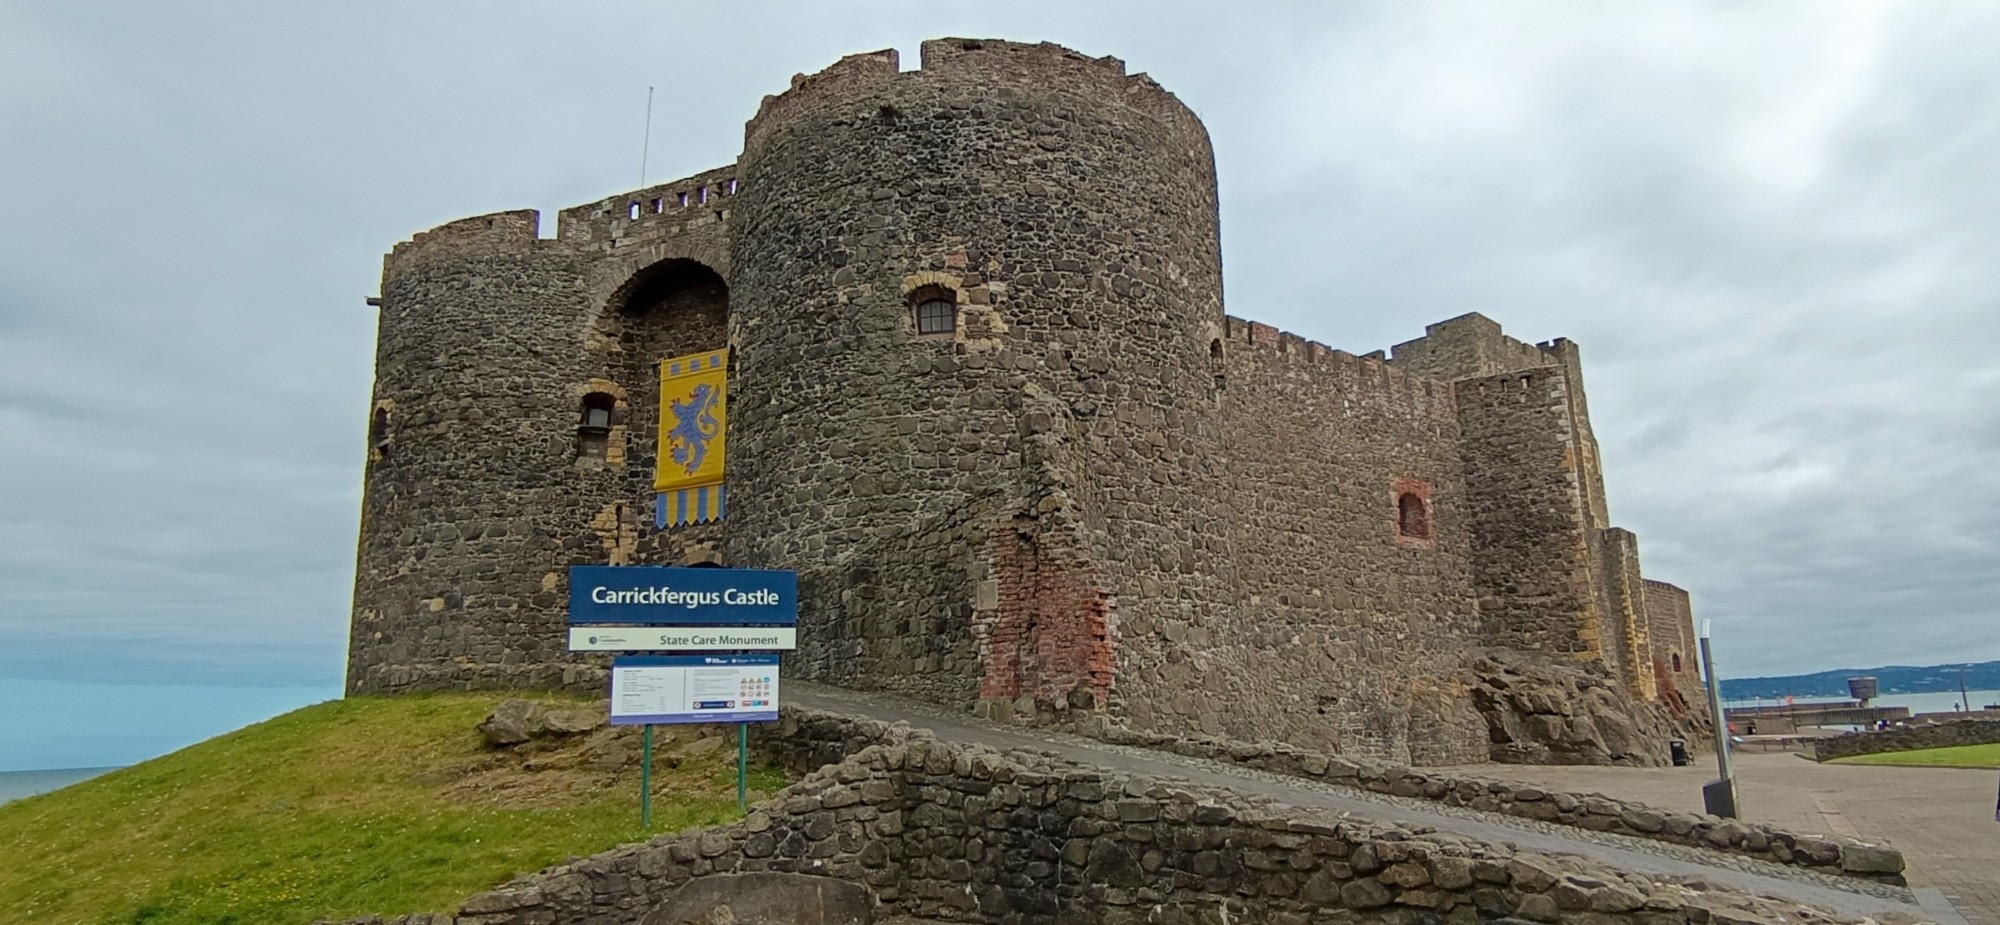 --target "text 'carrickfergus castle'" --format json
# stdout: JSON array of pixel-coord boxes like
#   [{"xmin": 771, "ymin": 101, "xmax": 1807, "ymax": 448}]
[{"xmin": 349, "ymin": 38, "xmax": 1709, "ymax": 766}]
